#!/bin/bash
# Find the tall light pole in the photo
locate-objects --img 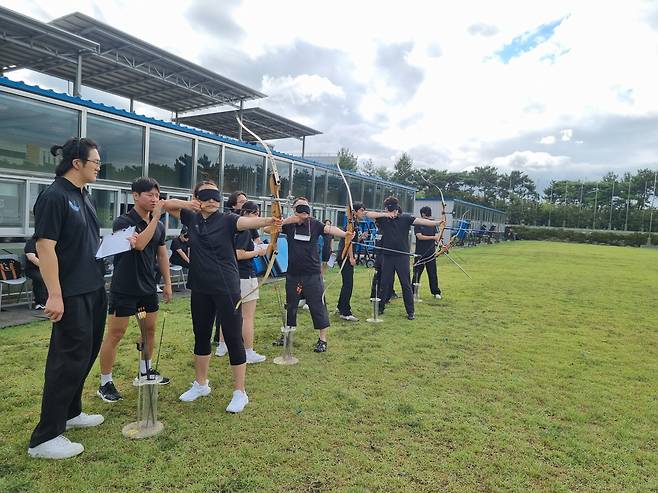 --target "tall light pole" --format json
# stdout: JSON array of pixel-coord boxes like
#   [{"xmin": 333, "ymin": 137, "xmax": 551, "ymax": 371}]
[
  {"xmin": 563, "ymin": 181, "xmax": 568, "ymax": 227},
  {"xmin": 548, "ymin": 189, "xmax": 554, "ymax": 227},
  {"xmin": 578, "ymin": 181, "xmax": 584, "ymax": 229},
  {"xmin": 592, "ymin": 183, "xmax": 599, "ymax": 229},
  {"xmin": 649, "ymin": 171, "xmax": 657, "ymax": 245},
  {"xmin": 624, "ymin": 177, "xmax": 632, "ymax": 231},
  {"xmin": 609, "ymin": 181, "xmax": 615, "ymax": 230}
]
